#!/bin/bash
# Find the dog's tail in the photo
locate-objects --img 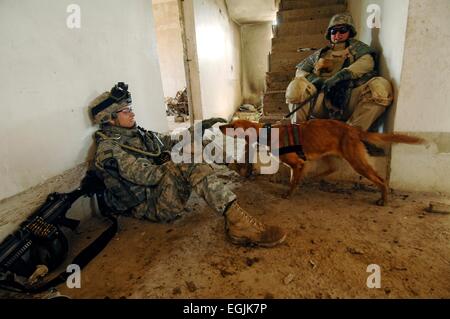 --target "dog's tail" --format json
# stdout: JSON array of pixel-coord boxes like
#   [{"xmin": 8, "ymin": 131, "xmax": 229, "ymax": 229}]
[{"xmin": 361, "ymin": 131, "xmax": 425, "ymax": 146}]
